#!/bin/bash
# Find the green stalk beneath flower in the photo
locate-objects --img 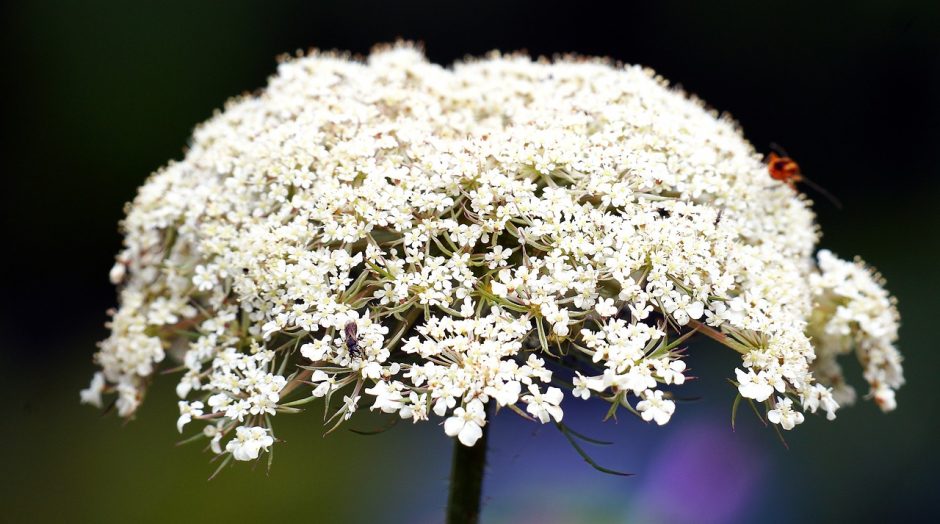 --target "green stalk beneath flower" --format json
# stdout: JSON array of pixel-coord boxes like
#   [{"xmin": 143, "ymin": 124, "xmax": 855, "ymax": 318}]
[{"xmin": 446, "ymin": 402, "xmax": 491, "ymax": 524}]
